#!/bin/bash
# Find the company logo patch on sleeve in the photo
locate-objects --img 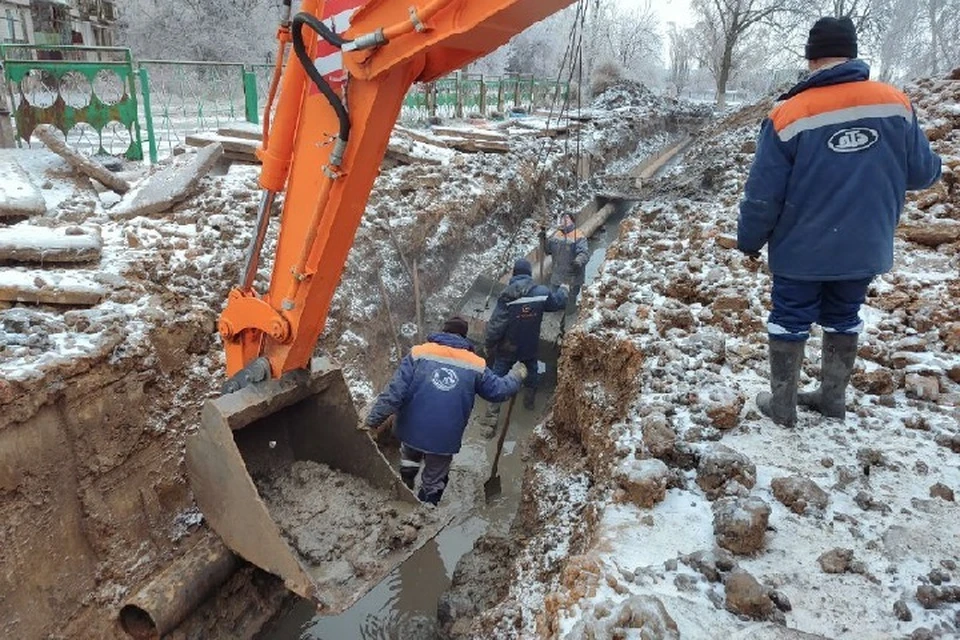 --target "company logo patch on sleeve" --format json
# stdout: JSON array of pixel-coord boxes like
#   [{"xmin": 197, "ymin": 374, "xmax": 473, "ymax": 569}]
[
  {"xmin": 828, "ymin": 127, "xmax": 880, "ymax": 153},
  {"xmin": 431, "ymin": 367, "xmax": 459, "ymax": 391}
]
